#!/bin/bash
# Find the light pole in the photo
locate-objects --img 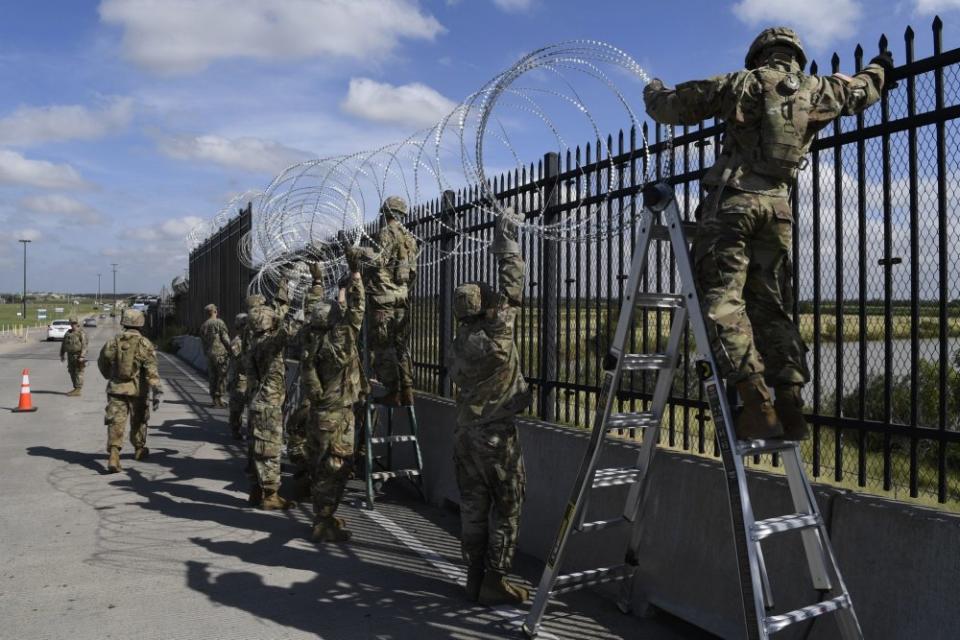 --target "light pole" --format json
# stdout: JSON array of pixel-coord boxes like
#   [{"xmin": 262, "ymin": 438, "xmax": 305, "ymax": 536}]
[
  {"xmin": 111, "ymin": 263, "xmax": 118, "ymax": 321},
  {"xmin": 97, "ymin": 273, "xmax": 101, "ymax": 307},
  {"xmin": 18, "ymin": 239, "xmax": 31, "ymax": 323}
]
